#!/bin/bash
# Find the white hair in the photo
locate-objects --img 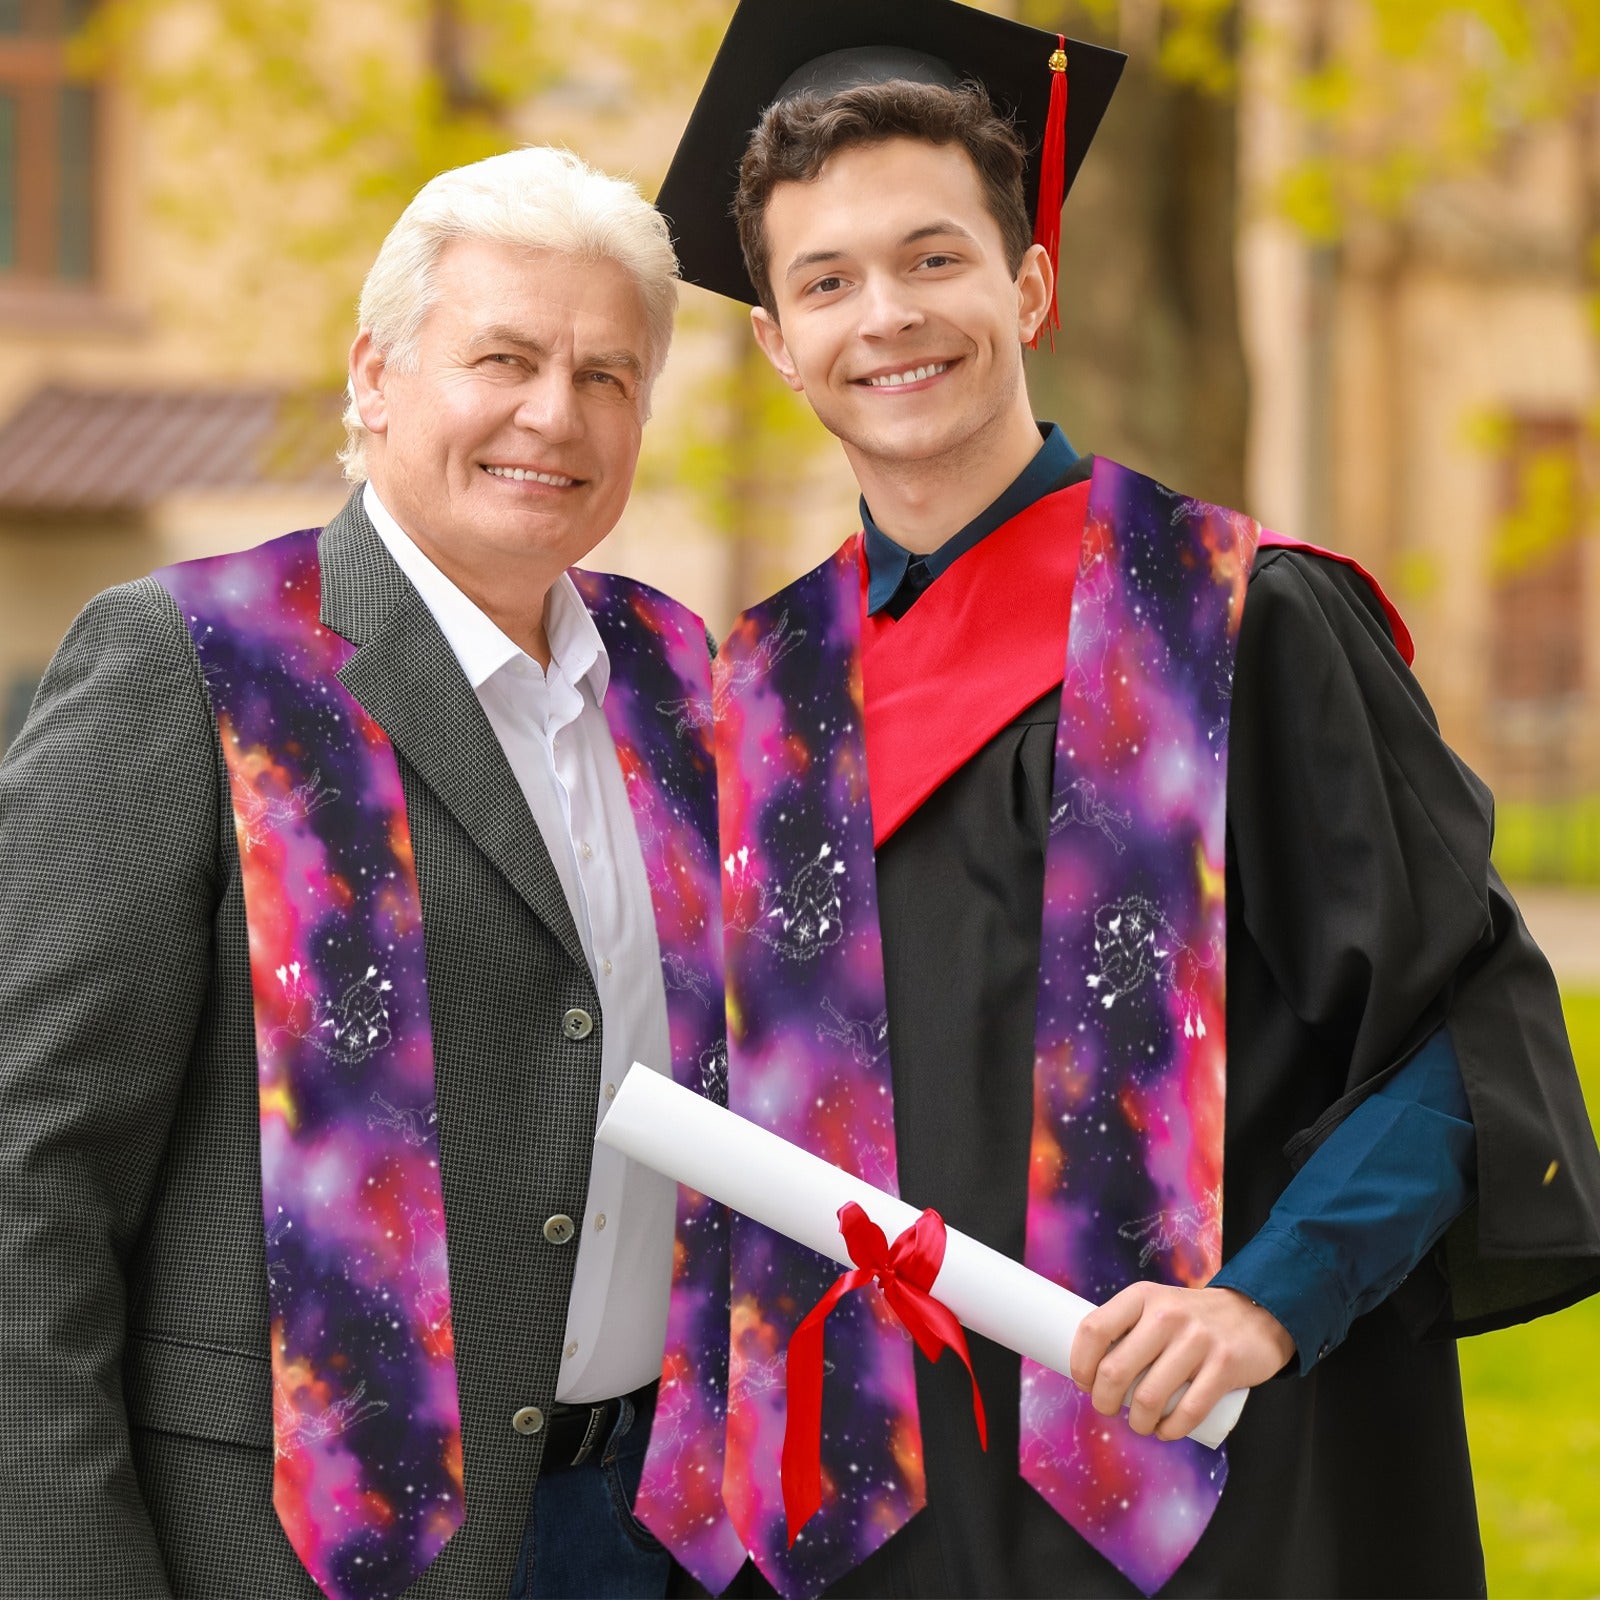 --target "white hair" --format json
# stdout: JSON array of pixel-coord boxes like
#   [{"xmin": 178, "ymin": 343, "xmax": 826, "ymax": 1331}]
[{"xmin": 339, "ymin": 145, "xmax": 679, "ymax": 482}]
